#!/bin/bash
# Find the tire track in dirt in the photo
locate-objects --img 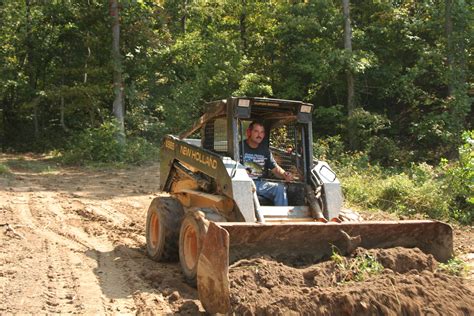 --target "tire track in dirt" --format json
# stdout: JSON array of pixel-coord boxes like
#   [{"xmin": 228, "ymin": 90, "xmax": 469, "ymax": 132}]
[
  {"xmin": 24, "ymin": 188, "xmax": 142, "ymax": 313},
  {"xmin": 41, "ymin": 240, "xmax": 85, "ymax": 313}
]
